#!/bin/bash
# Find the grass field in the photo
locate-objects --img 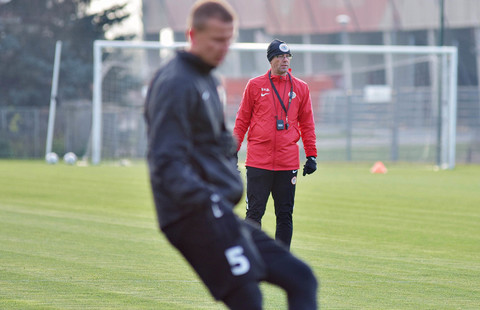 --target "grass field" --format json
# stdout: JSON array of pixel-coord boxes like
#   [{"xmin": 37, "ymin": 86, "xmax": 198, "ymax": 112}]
[{"xmin": 1, "ymin": 160, "xmax": 479, "ymax": 309}]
